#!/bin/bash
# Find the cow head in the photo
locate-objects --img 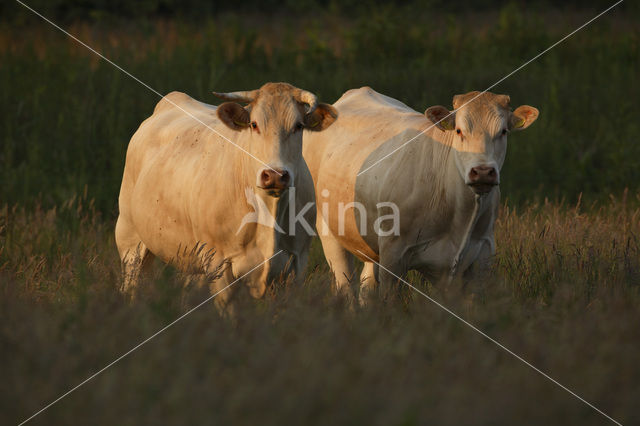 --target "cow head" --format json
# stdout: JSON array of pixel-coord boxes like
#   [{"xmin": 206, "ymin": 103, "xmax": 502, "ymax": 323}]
[
  {"xmin": 425, "ymin": 91, "xmax": 538, "ymax": 195},
  {"xmin": 214, "ymin": 82, "xmax": 337, "ymax": 197}
]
